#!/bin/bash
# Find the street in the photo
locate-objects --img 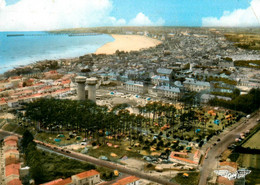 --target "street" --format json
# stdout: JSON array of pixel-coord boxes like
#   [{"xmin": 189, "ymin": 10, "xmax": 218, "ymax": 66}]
[
  {"xmin": 1, "ymin": 111, "xmax": 259, "ymax": 185},
  {"xmin": 0, "ymin": 129, "xmax": 177, "ymax": 185},
  {"xmin": 198, "ymin": 111, "xmax": 260, "ymax": 185}
]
